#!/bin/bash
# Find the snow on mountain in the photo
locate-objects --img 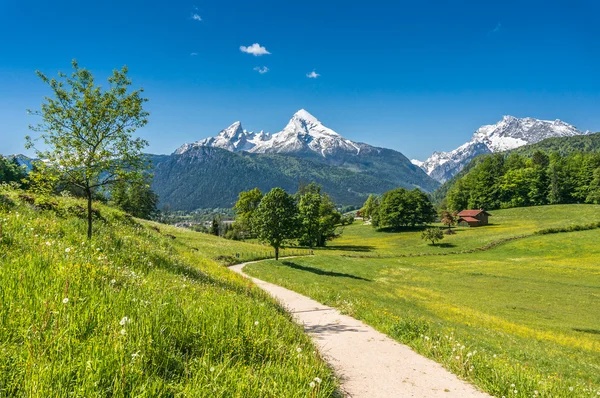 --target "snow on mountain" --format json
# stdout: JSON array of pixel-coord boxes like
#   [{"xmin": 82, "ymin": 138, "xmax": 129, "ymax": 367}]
[
  {"xmin": 174, "ymin": 121, "xmax": 271, "ymax": 155},
  {"xmin": 415, "ymin": 116, "xmax": 590, "ymax": 183},
  {"xmin": 174, "ymin": 109, "xmax": 360, "ymax": 157}
]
